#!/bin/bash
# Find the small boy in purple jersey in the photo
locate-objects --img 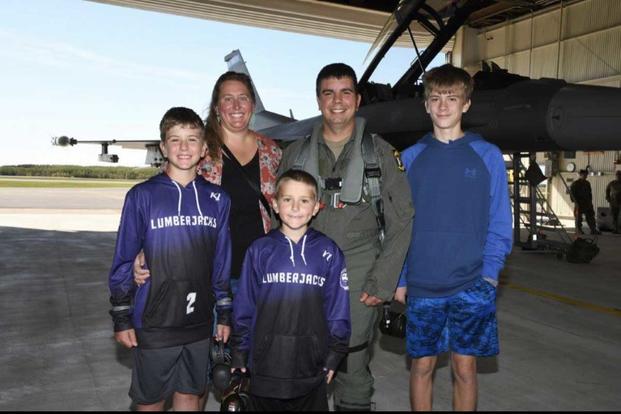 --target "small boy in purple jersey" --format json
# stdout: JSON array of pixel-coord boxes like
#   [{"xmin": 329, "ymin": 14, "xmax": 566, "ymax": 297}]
[{"xmin": 231, "ymin": 169, "xmax": 351, "ymax": 411}]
